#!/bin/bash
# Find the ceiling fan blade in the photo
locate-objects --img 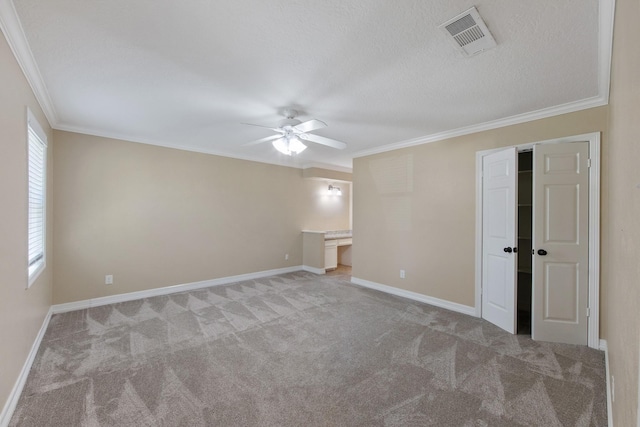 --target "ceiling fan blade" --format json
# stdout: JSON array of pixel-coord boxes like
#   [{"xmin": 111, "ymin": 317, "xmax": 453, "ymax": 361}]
[
  {"xmin": 299, "ymin": 133, "xmax": 347, "ymax": 150},
  {"xmin": 293, "ymin": 119, "xmax": 327, "ymax": 133},
  {"xmin": 243, "ymin": 134, "xmax": 282, "ymax": 146},
  {"xmin": 241, "ymin": 123, "xmax": 284, "ymax": 133}
]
